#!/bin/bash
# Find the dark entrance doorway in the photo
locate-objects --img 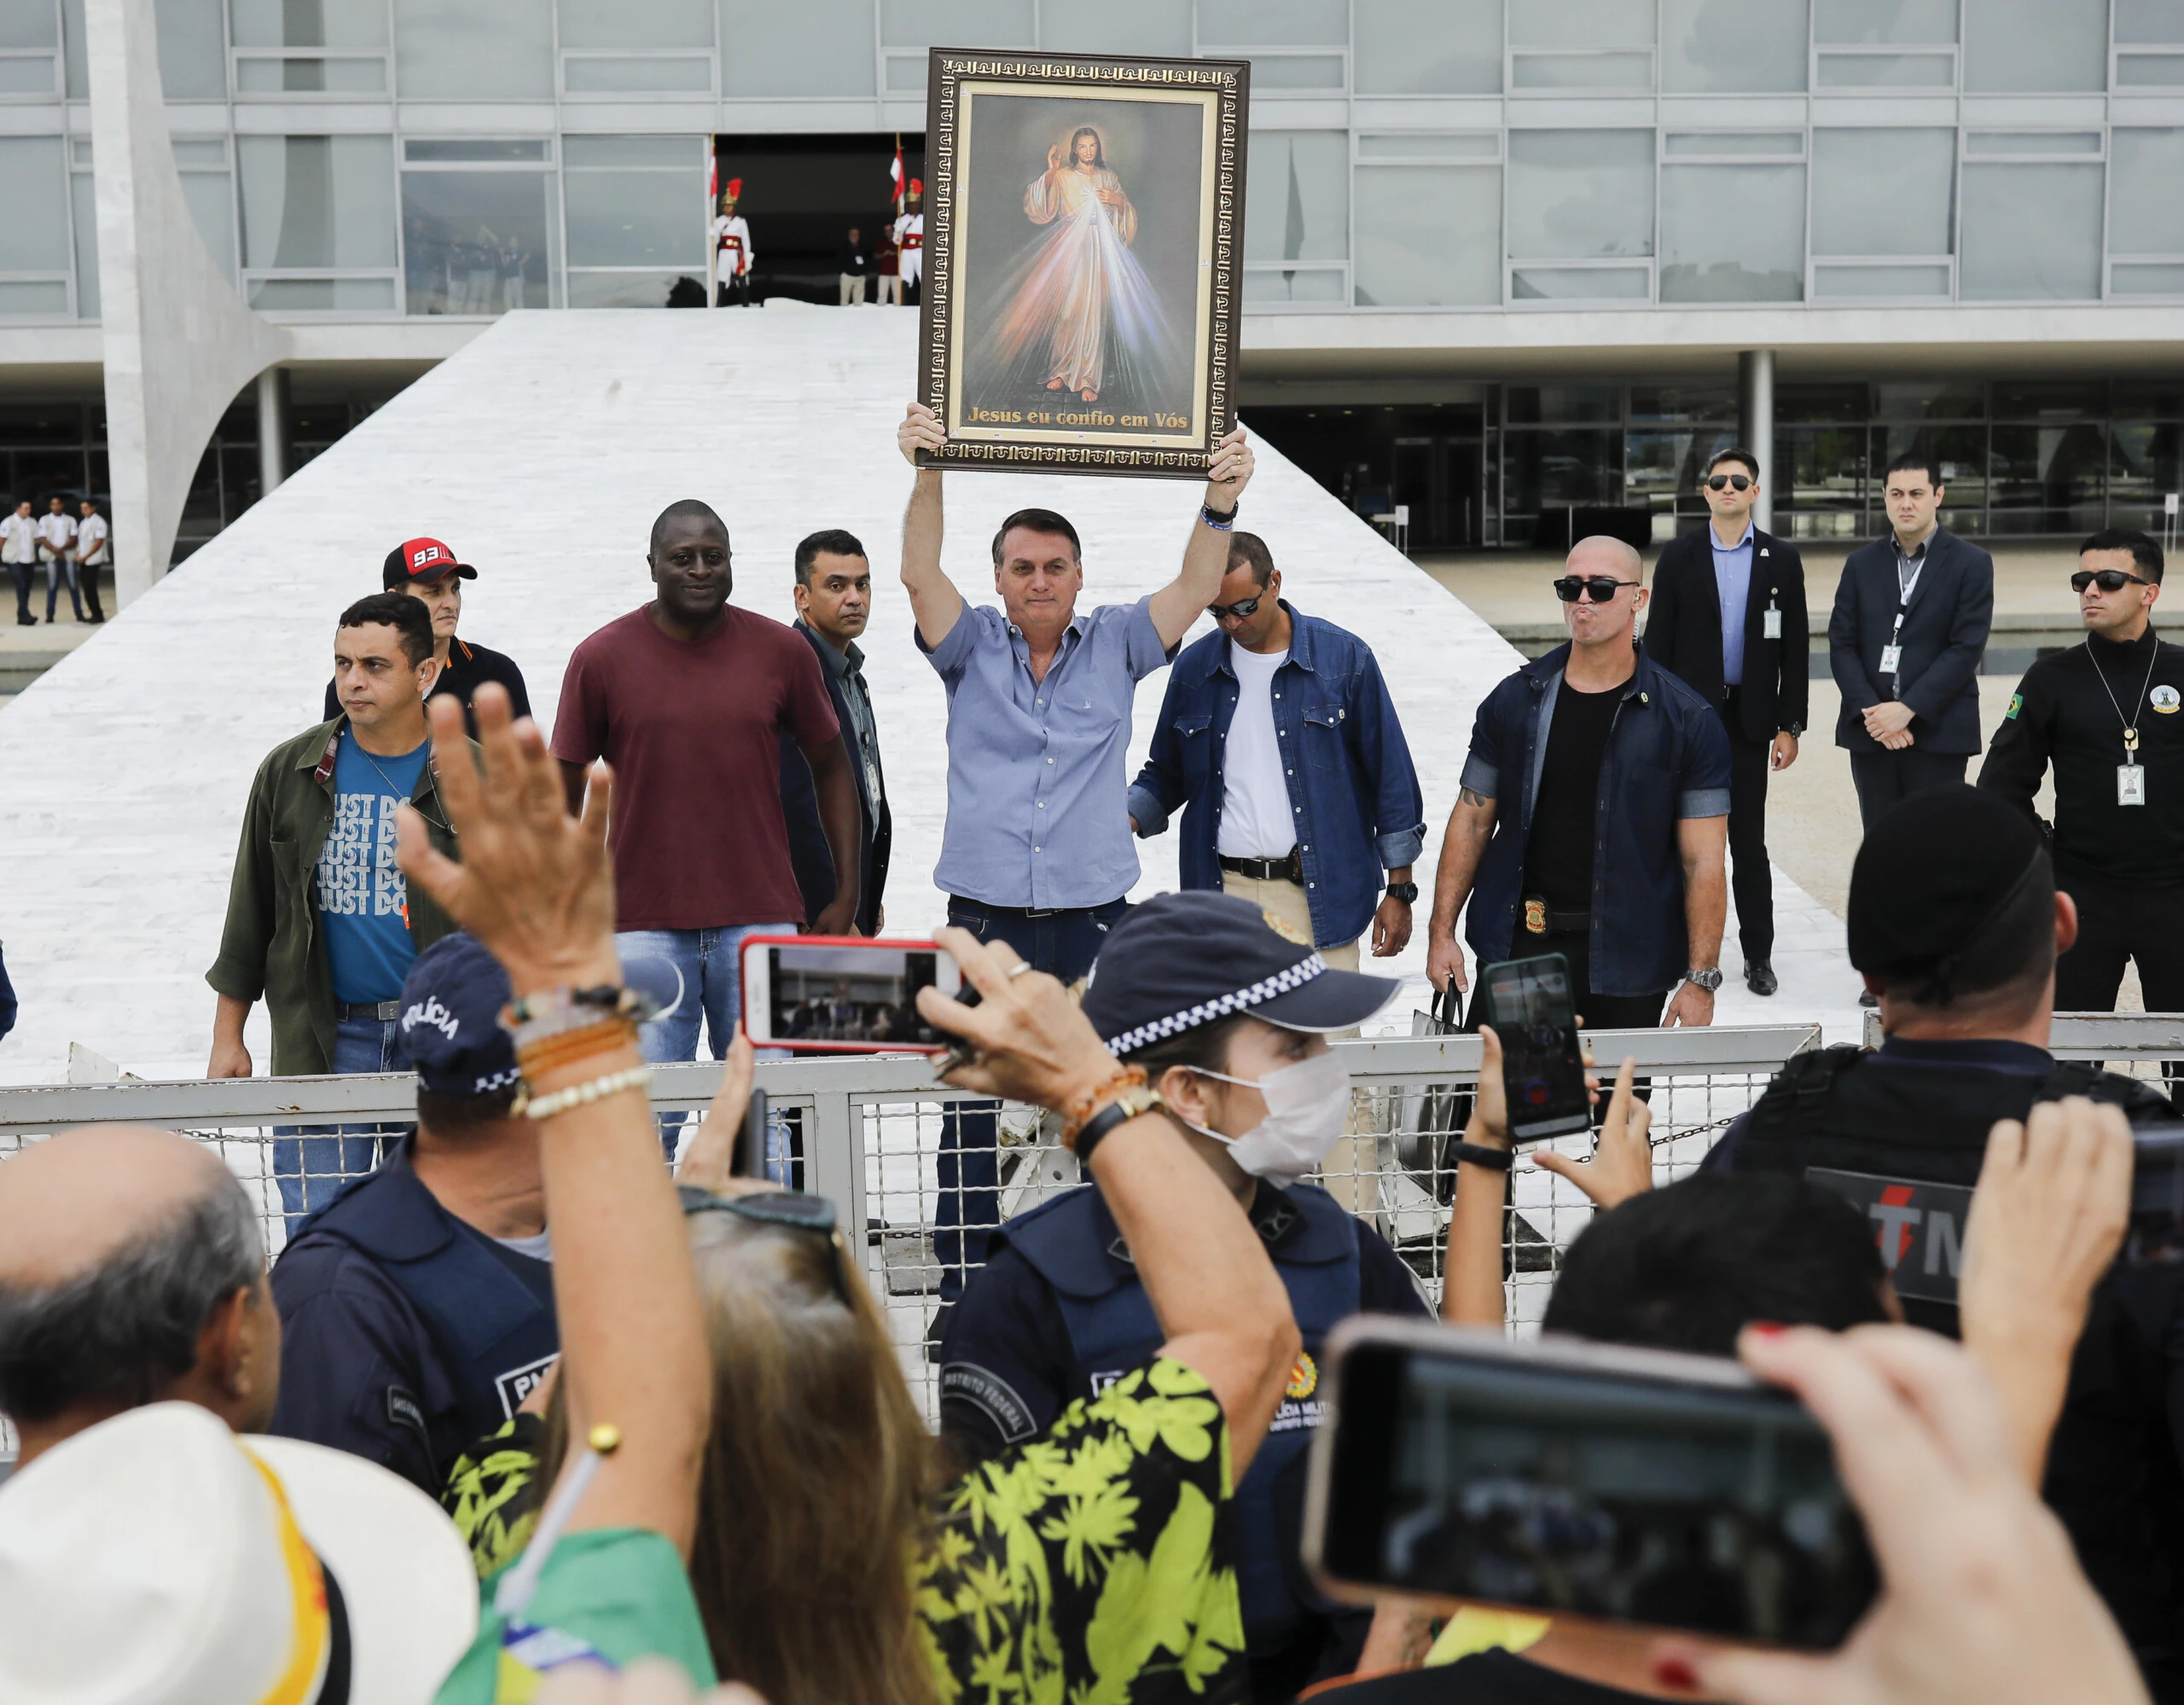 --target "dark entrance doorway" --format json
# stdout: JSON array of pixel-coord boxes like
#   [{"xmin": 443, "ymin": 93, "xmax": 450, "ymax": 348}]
[
  {"xmin": 711, "ymin": 133, "xmax": 926, "ymax": 305},
  {"xmin": 1391, "ymin": 436, "xmax": 1485, "ymax": 549}
]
